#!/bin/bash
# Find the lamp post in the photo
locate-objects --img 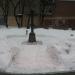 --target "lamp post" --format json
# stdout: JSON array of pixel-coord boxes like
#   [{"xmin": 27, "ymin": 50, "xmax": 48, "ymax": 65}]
[{"xmin": 28, "ymin": 10, "xmax": 36, "ymax": 42}]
